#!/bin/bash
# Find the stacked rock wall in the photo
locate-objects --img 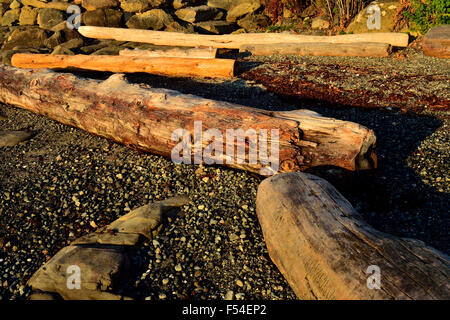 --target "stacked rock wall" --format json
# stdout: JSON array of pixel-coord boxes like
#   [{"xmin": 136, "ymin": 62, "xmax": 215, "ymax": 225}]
[{"xmin": 0, "ymin": 0, "xmax": 272, "ymax": 63}]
